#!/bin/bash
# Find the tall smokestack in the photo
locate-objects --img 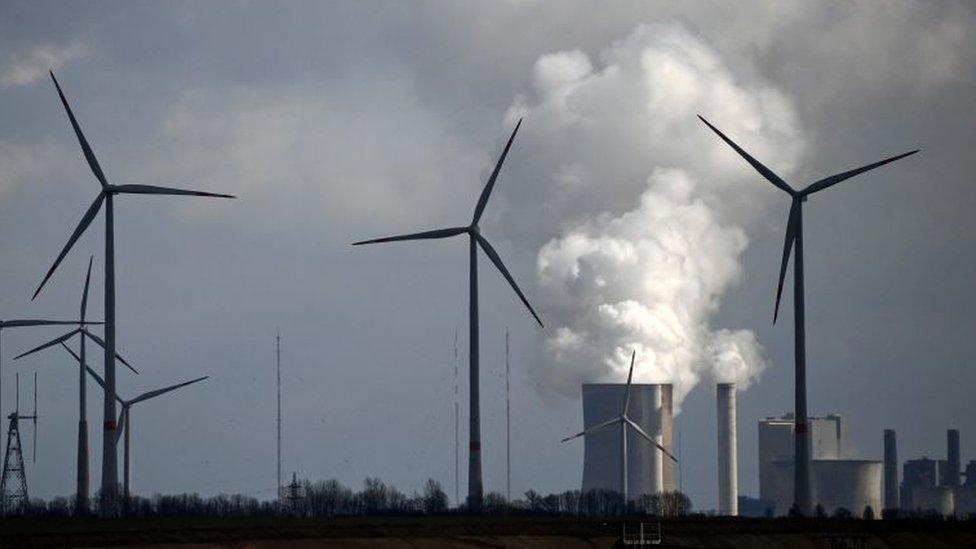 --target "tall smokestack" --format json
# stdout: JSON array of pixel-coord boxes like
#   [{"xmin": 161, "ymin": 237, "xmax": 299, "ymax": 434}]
[
  {"xmin": 717, "ymin": 383, "xmax": 737, "ymax": 515},
  {"xmin": 947, "ymin": 429, "xmax": 961, "ymax": 487},
  {"xmin": 884, "ymin": 429, "xmax": 898, "ymax": 510}
]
